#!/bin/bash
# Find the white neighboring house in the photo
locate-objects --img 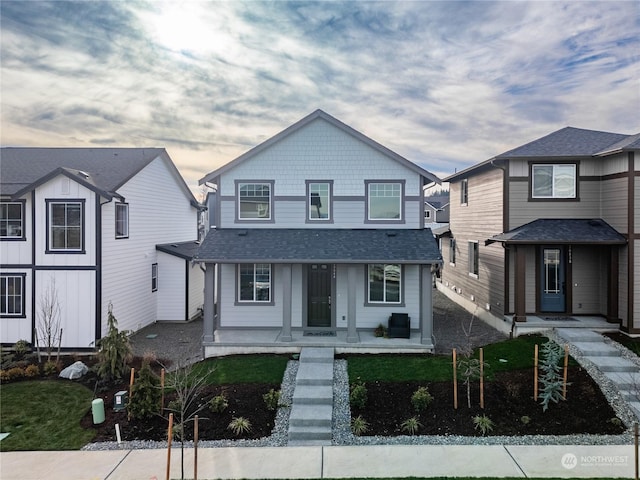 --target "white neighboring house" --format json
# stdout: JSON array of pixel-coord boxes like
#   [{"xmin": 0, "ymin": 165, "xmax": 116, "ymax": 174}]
[
  {"xmin": 195, "ymin": 110, "xmax": 442, "ymax": 356},
  {"xmin": 0, "ymin": 148, "xmax": 203, "ymax": 349}
]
